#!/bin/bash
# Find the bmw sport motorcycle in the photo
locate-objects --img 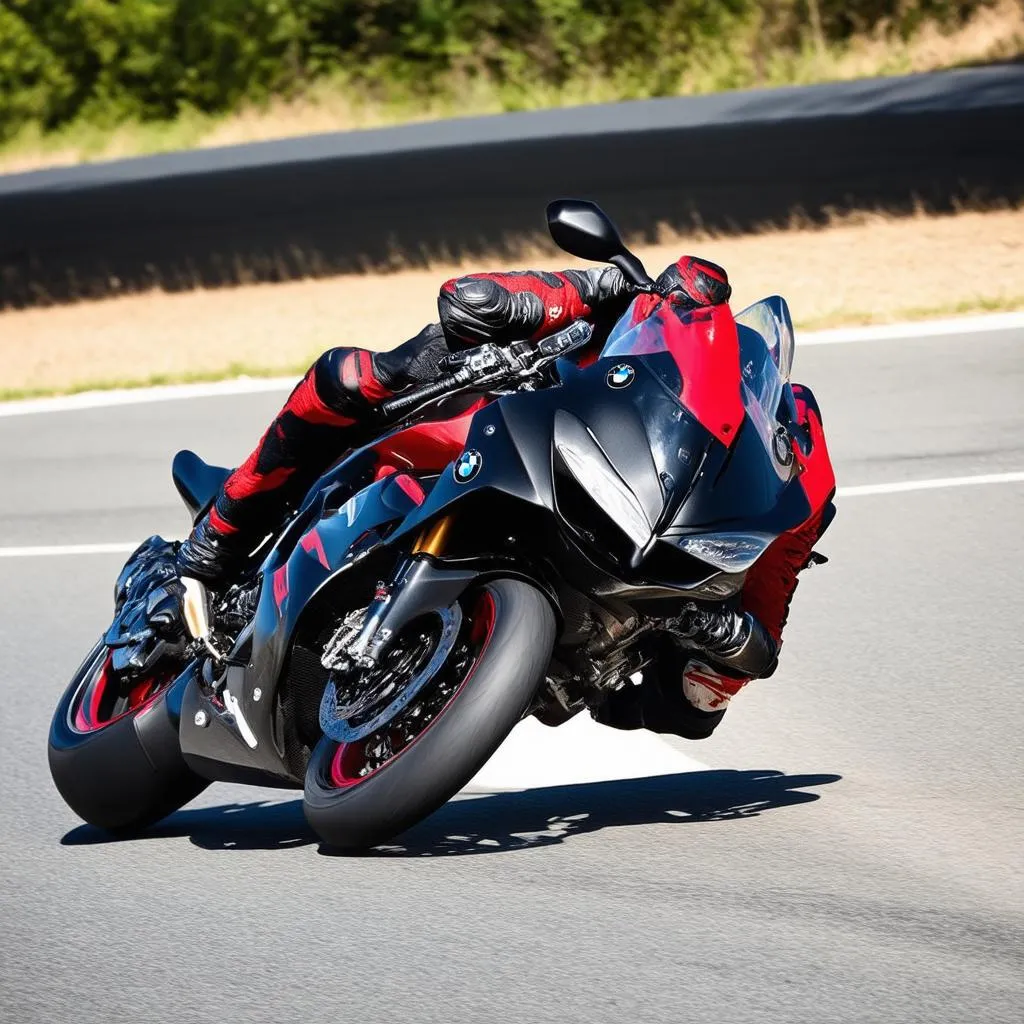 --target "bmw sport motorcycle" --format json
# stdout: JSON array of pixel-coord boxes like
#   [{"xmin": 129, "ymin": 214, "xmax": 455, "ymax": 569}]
[{"xmin": 49, "ymin": 200, "xmax": 819, "ymax": 849}]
